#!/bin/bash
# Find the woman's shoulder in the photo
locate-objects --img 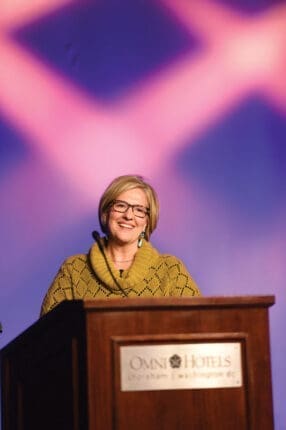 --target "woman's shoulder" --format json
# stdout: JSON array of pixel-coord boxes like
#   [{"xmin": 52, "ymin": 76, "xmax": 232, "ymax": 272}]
[
  {"xmin": 146, "ymin": 242, "xmax": 185, "ymax": 266},
  {"xmin": 60, "ymin": 253, "xmax": 89, "ymax": 269},
  {"xmin": 158, "ymin": 253, "xmax": 183, "ymax": 264}
]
